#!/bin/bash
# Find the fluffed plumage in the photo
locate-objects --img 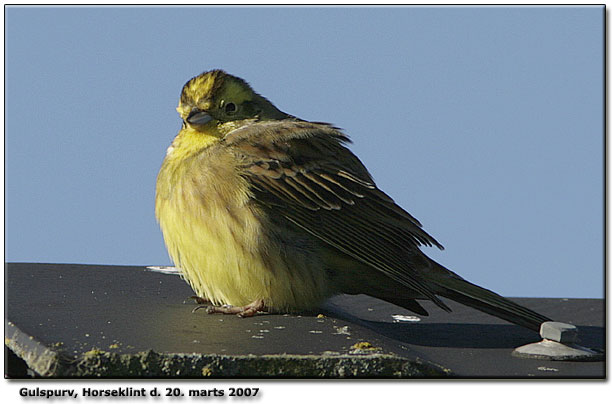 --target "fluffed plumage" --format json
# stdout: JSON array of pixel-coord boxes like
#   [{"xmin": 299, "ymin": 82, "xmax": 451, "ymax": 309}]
[{"xmin": 155, "ymin": 69, "xmax": 550, "ymax": 330}]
